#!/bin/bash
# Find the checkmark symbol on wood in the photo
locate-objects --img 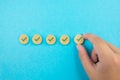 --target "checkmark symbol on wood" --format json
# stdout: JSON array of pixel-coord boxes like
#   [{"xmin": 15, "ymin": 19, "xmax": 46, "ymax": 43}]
[
  {"xmin": 34, "ymin": 37, "xmax": 40, "ymax": 41},
  {"xmin": 21, "ymin": 37, "xmax": 27, "ymax": 41},
  {"xmin": 62, "ymin": 37, "xmax": 68, "ymax": 41},
  {"xmin": 76, "ymin": 37, "xmax": 82, "ymax": 41},
  {"xmin": 48, "ymin": 37, "xmax": 54, "ymax": 42}
]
